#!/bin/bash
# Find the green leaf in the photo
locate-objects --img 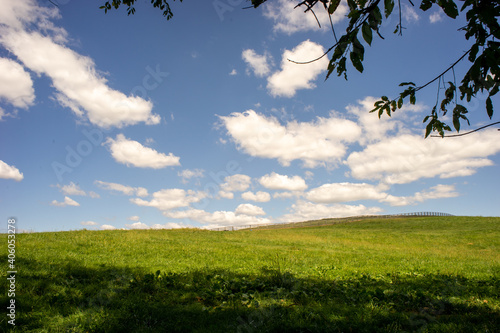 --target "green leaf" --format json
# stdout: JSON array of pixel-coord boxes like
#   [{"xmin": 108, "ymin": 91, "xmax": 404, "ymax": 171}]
[
  {"xmin": 425, "ymin": 120, "xmax": 434, "ymax": 138},
  {"xmin": 384, "ymin": 0, "xmax": 394, "ymax": 18},
  {"xmin": 328, "ymin": 0, "xmax": 342, "ymax": 14},
  {"xmin": 362, "ymin": 22, "xmax": 373, "ymax": 45},
  {"xmin": 397, "ymin": 97, "xmax": 403, "ymax": 109},
  {"xmin": 453, "ymin": 114, "xmax": 461, "ymax": 132},
  {"xmin": 420, "ymin": 0, "xmax": 433, "ymax": 11},
  {"xmin": 409, "ymin": 93, "xmax": 416, "ymax": 105},
  {"xmin": 441, "ymin": 0, "xmax": 459, "ymax": 18},
  {"xmin": 486, "ymin": 97, "xmax": 493, "ymax": 118},
  {"xmin": 350, "ymin": 52, "xmax": 364, "ymax": 73}
]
